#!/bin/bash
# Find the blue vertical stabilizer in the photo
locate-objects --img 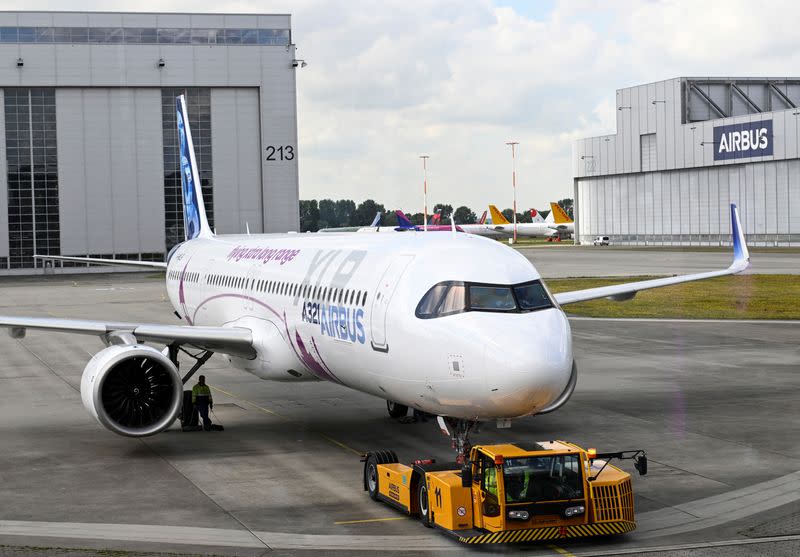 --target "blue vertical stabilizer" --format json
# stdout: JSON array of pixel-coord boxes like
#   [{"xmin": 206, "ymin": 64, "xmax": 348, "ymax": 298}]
[{"xmin": 176, "ymin": 95, "xmax": 212, "ymax": 240}]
